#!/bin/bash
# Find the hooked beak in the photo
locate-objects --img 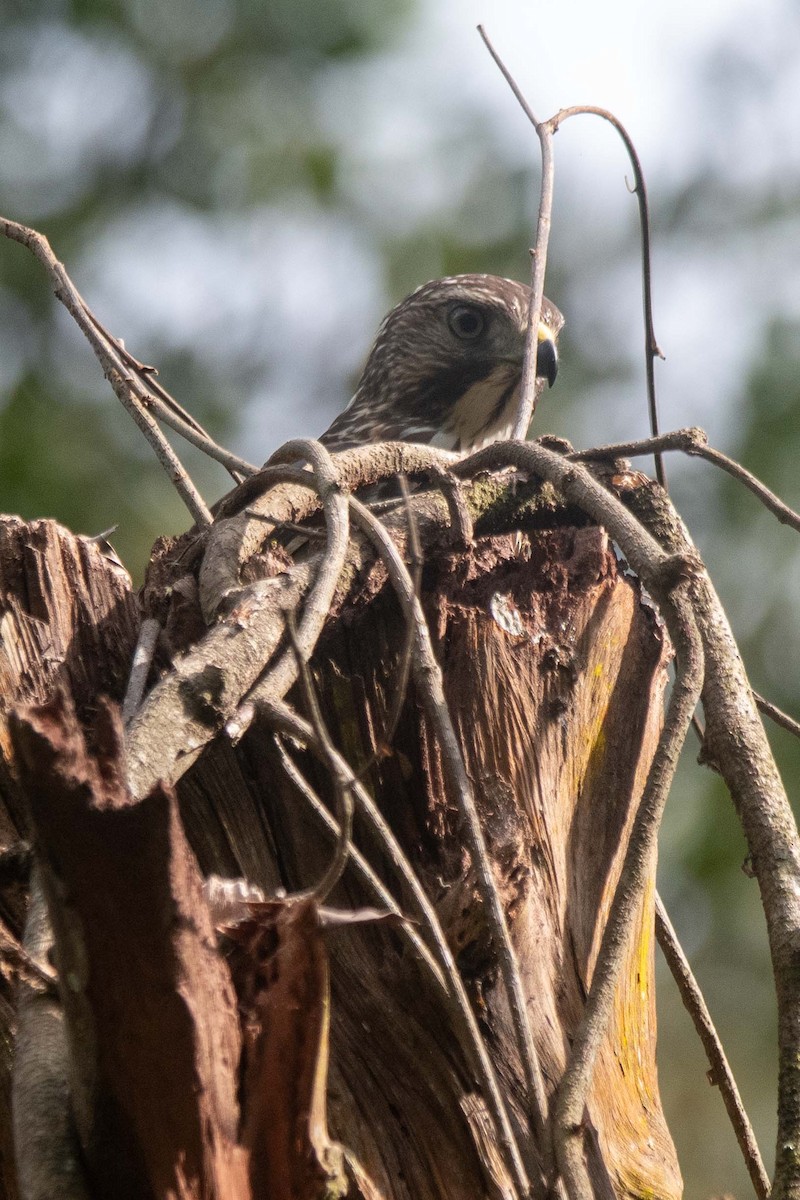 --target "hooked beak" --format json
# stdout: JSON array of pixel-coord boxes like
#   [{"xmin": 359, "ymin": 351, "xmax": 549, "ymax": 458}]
[{"xmin": 535, "ymin": 322, "xmax": 559, "ymax": 388}]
